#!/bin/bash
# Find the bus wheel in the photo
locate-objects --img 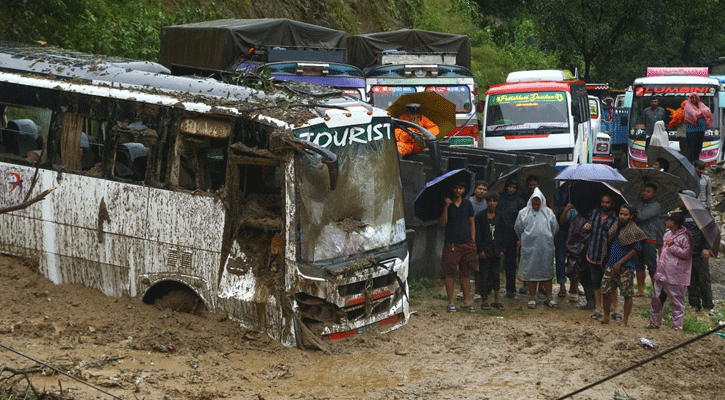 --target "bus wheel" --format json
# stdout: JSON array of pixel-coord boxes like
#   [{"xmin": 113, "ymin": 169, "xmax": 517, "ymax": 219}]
[{"xmin": 143, "ymin": 281, "xmax": 207, "ymax": 315}]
